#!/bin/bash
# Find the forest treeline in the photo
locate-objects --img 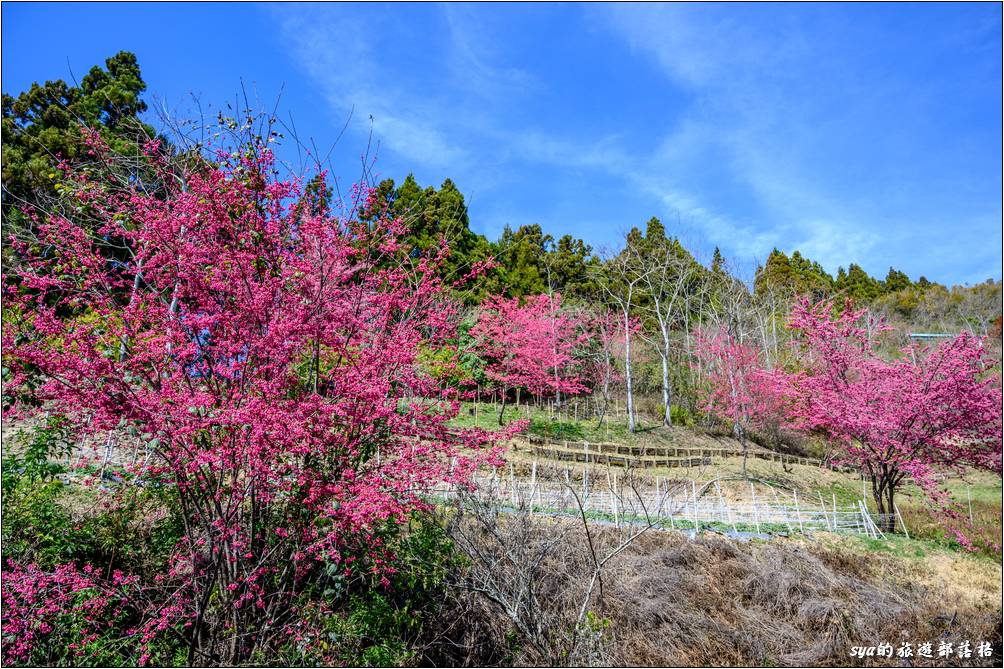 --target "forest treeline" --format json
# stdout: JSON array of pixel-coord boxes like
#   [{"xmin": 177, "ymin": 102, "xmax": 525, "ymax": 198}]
[
  {"xmin": 4, "ymin": 51, "xmax": 1001, "ymax": 437},
  {"xmin": 4, "ymin": 52, "xmax": 1000, "ymax": 335}
]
